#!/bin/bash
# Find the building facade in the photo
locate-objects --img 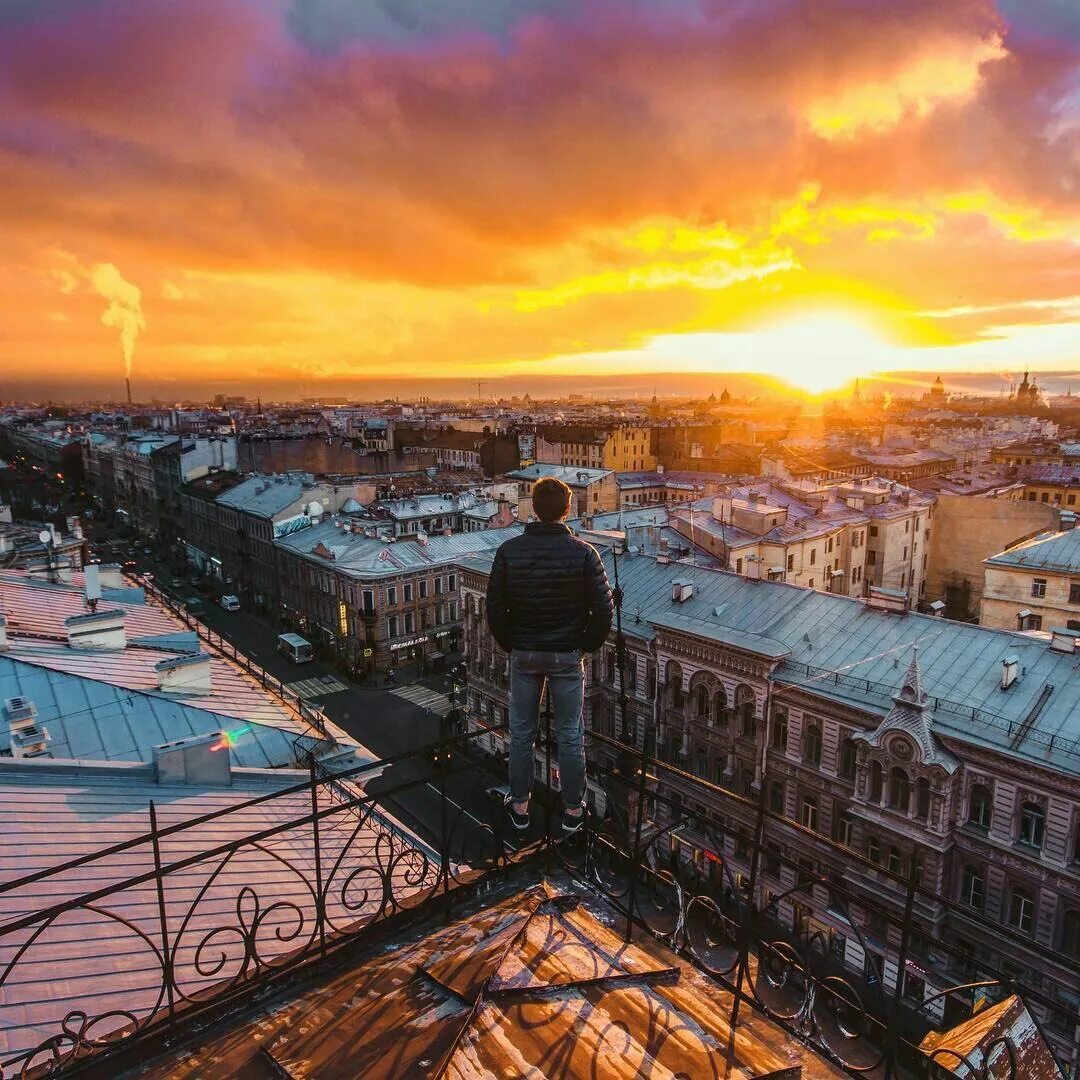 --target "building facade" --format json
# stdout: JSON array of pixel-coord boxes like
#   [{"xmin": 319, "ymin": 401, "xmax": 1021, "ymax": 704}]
[{"xmin": 458, "ymin": 550, "xmax": 1080, "ymax": 1072}]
